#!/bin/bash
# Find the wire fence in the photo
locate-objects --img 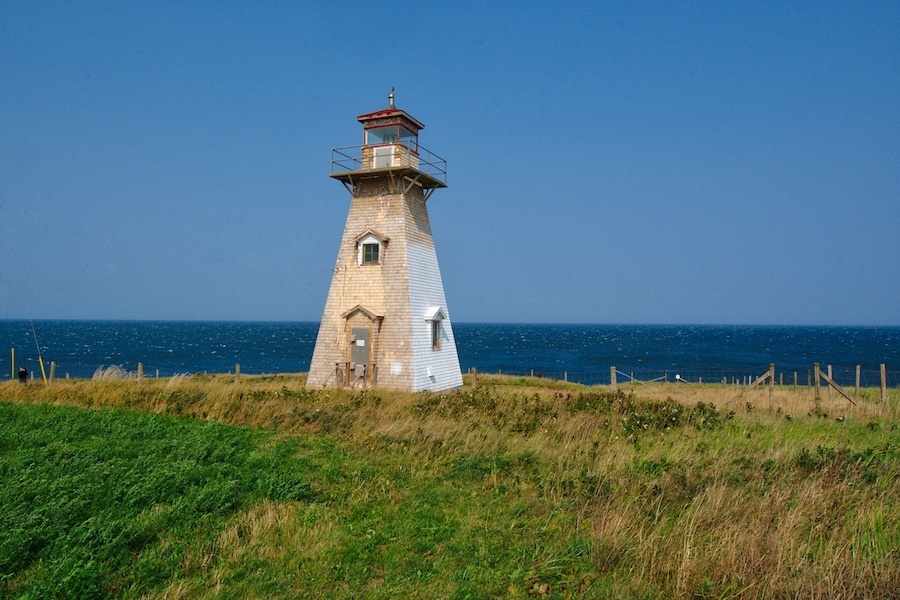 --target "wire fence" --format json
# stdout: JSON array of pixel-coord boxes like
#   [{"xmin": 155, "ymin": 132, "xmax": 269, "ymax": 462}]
[
  {"xmin": 5, "ymin": 362, "xmax": 242, "ymax": 382},
  {"xmin": 3, "ymin": 360, "xmax": 898, "ymax": 392},
  {"xmin": 470, "ymin": 365, "xmax": 900, "ymax": 389}
]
